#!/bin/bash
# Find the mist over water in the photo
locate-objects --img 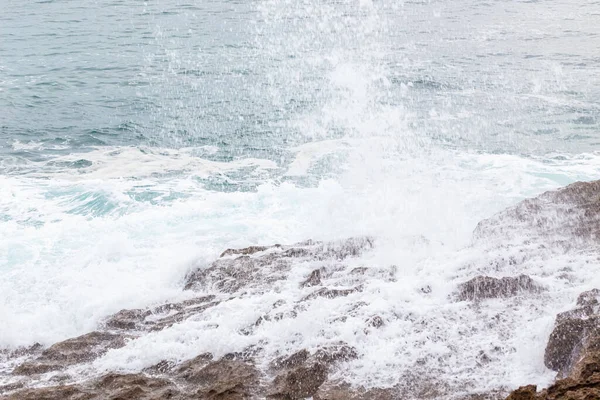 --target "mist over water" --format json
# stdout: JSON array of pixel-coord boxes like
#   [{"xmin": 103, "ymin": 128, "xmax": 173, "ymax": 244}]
[{"xmin": 1, "ymin": 0, "xmax": 600, "ymax": 396}]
